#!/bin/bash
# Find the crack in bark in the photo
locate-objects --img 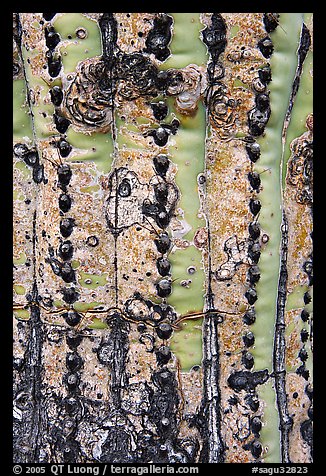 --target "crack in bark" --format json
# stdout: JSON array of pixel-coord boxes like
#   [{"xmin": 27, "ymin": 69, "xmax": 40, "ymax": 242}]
[
  {"xmin": 196, "ymin": 12, "xmax": 228, "ymax": 463},
  {"xmin": 274, "ymin": 19, "xmax": 312, "ymax": 463},
  {"xmin": 273, "ymin": 212, "xmax": 292, "ymax": 463},
  {"xmin": 282, "ymin": 23, "xmax": 311, "ymax": 139},
  {"xmin": 13, "ymin": 14, "xmax": 46, "ymax": 459}
]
